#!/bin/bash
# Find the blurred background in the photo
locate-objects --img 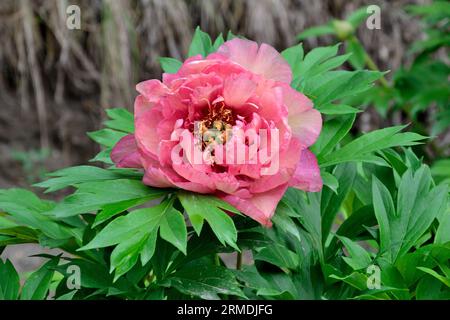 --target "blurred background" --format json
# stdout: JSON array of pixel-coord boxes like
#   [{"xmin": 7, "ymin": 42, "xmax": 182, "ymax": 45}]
[{"xmin": 2, "ymin": 0, "xmax": 448, "ymax": 191}]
